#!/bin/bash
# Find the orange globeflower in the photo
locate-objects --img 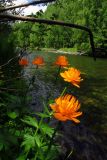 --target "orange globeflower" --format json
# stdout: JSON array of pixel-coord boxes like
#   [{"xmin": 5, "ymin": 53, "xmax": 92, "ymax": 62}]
[
  {"xmin": 54, "ymin": 55, "xmax": 69, "ymax": 67},
  {"xmin": 50, "ymin": 94, "xmax": 82, "ymax": 123},
  {"xmin": 32, "ymin": 56, "xmax": 44, "ymax": 66},
  {"xmin": 60, "ymin": 67, "xmax": 83, "ymax": 88},
  {"xmin": 19, "ymin": 58, "xmax": 28, "ymax": 66}
]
